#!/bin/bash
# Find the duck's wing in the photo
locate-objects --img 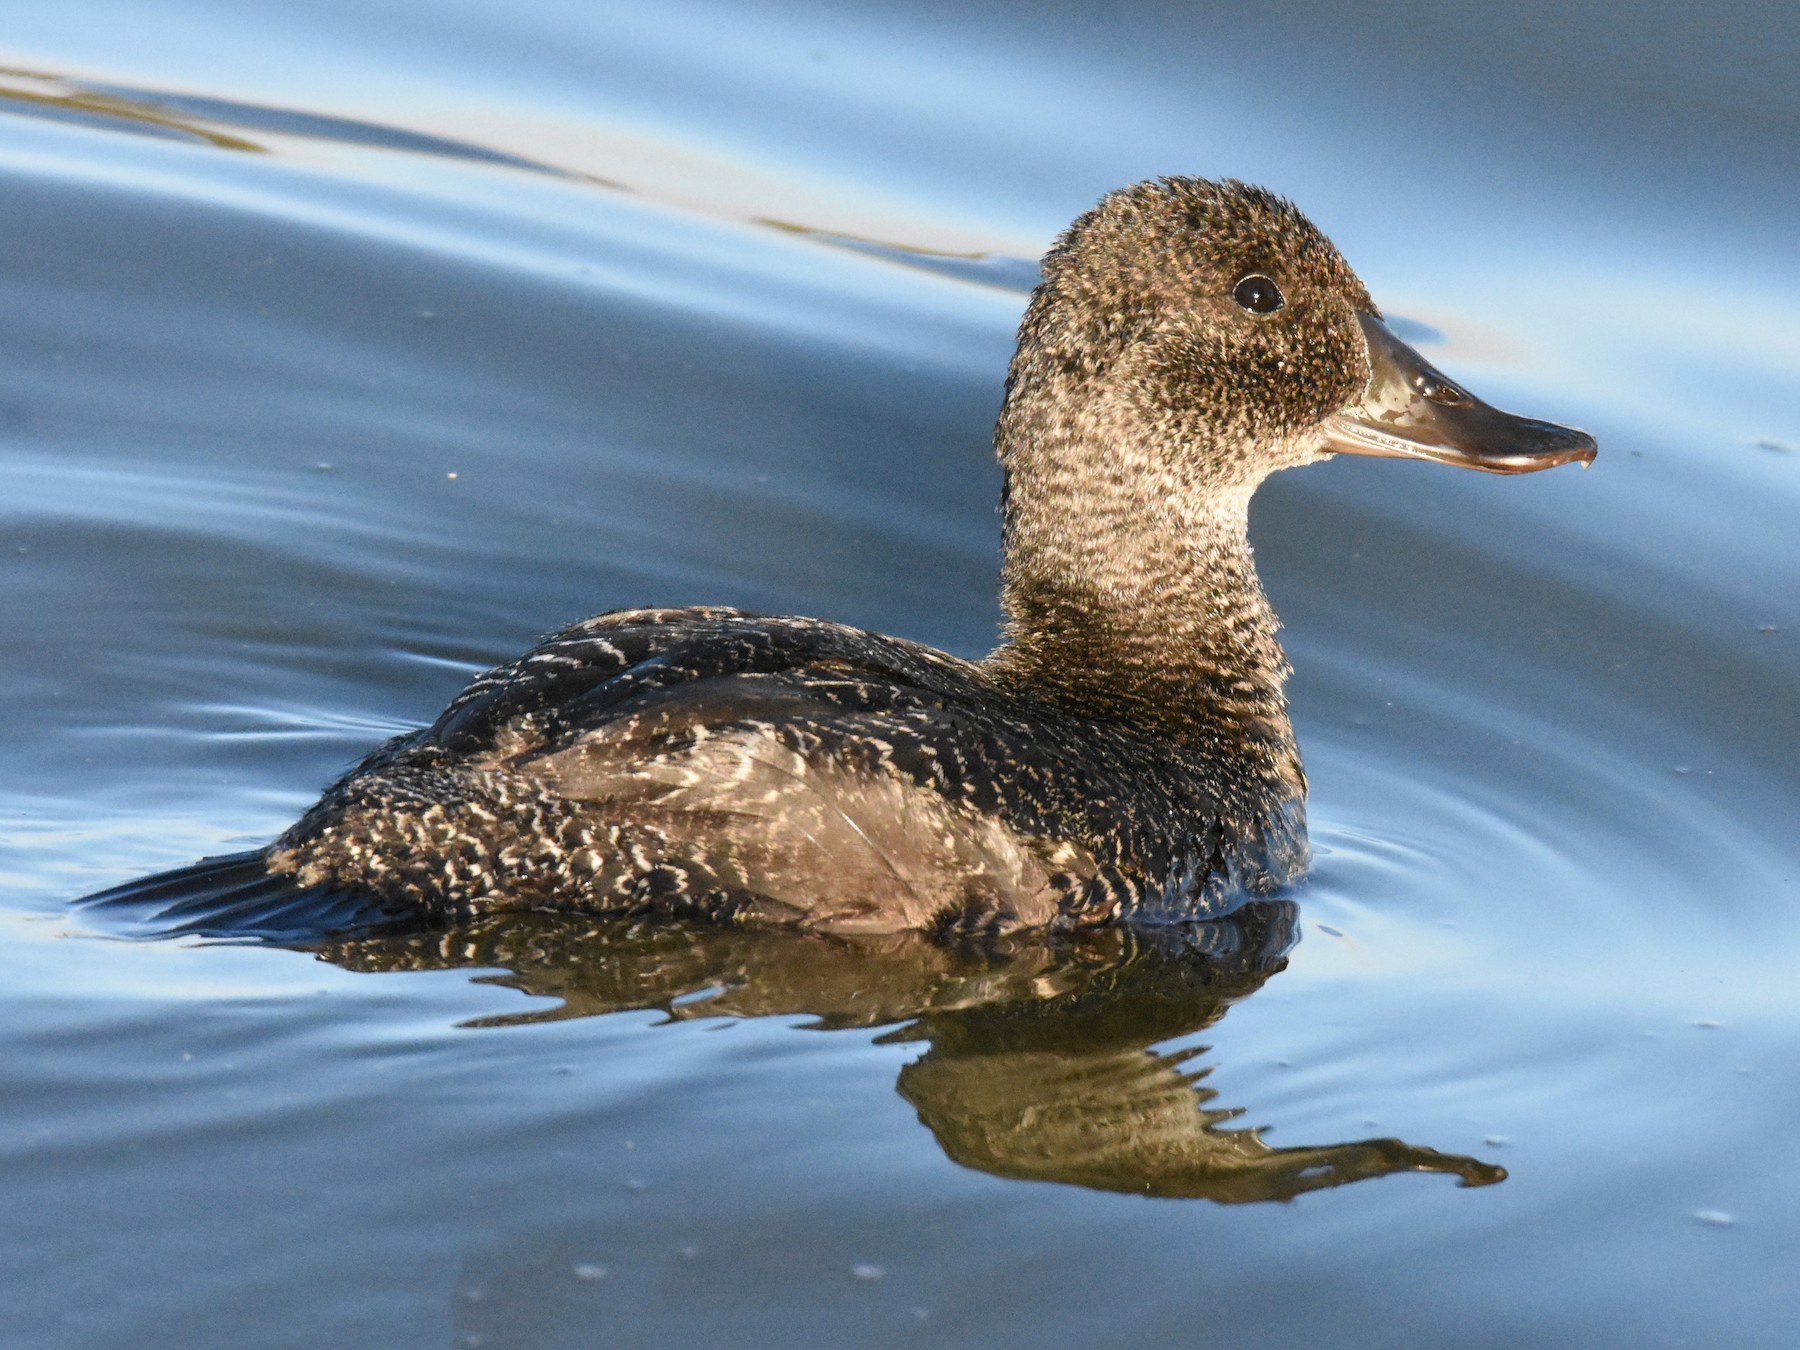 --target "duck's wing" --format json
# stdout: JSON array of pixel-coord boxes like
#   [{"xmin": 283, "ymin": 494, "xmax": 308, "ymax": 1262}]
[
  {"xmin": 301, "ymin": 607, "xmax": 1201, "ymax": 932},
  {"xmin": 420, "ymin": 606, "xmax": 984, "ymax": 757}
]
